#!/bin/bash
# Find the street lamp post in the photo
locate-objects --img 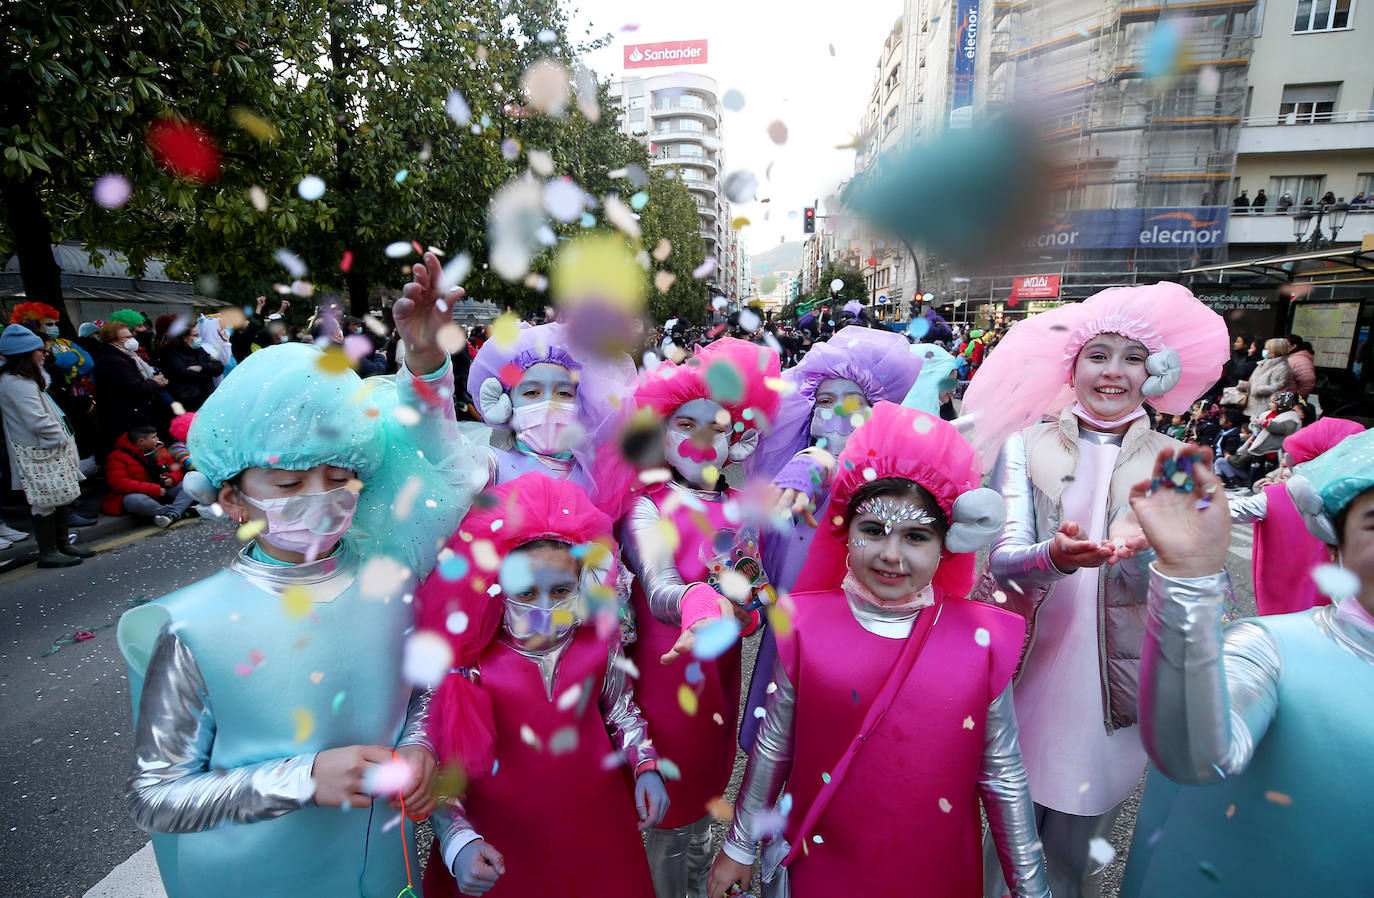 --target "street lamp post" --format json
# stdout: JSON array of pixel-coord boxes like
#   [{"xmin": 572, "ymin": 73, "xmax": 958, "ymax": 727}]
[{"xmin": 1292, "ymin": 199, "xmax": 1350, "ymax": 248}]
